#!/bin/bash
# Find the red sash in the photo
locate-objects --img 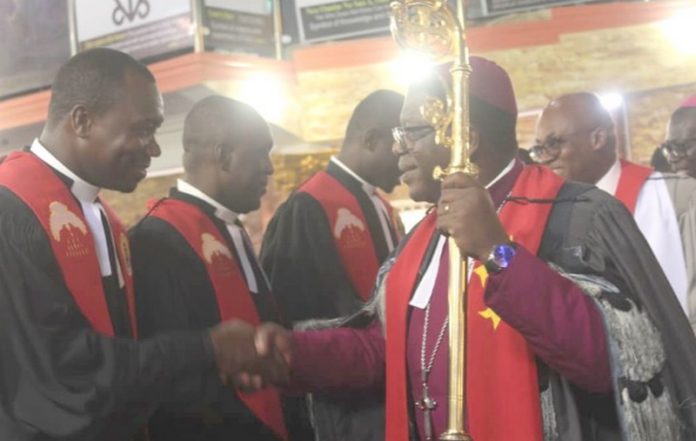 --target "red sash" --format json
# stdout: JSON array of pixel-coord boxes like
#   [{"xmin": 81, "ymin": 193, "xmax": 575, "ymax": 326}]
[
  {"xmin": 386, "ymin": 165, "xmax": 564, "ymax": 441},
  {"xmin": 300, "ymin": 171, "xmax": 395, "ymax": 301},
  {"xmin": 614, "ymin": 160, "xmax": 652, "ymax": 214},
  {"xmin": 149, "ymin": 198, "xmax": 288, "ymax": 441},
  {"xmin": 0, "ymin": 151, "xmax": 136, "ymax": 337}
]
